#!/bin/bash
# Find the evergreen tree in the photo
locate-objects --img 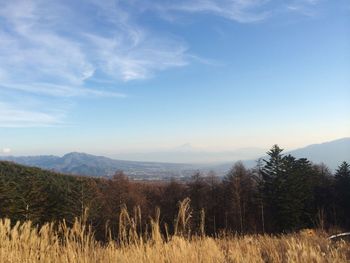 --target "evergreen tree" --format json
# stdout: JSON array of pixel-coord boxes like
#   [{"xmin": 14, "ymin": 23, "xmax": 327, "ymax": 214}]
[
  {"xmin": 260, "ymin": 145, "xmax": 285, "ymax": 232},
  {"xmin": 260, "ymin": 146, "xmax": 316, "ymax": 232},
  {"xmin": 334, "ymin": 161, "xmax": 350, "ymax": 228},
  {"xmin": 278, "ymin": 156, "xmax": 314, "ymax": 231}
]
